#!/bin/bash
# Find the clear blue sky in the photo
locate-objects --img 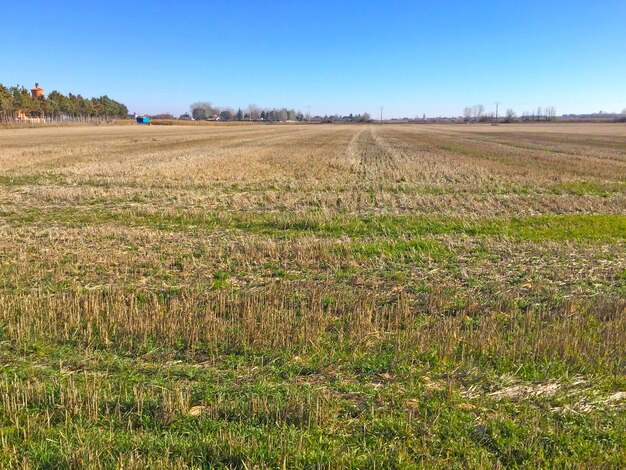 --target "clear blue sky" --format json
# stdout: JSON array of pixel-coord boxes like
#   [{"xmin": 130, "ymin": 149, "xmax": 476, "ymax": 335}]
[{"xmin": 2, "ymin": 1, "xmax": 625, "ymax": 117}]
